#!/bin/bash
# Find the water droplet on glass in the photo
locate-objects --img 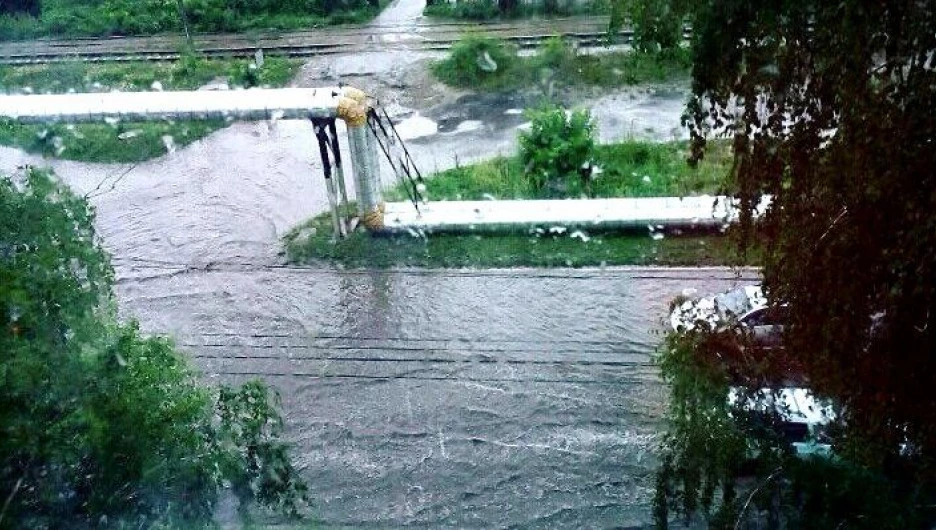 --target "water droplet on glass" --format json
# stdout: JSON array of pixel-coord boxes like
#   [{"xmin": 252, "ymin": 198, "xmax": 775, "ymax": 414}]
[{"xmin": 162, "ymin": 135, "xmax": 176, "ymax": 154}]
